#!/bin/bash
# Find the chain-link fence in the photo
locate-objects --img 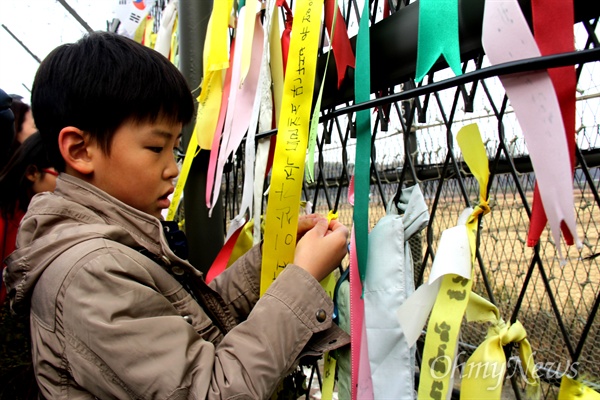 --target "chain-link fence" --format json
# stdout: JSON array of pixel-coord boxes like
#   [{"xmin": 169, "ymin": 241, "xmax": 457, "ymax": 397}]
[{"xmin": 219, "ymin": 2, "xmax": 600, "ymax": 398}]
